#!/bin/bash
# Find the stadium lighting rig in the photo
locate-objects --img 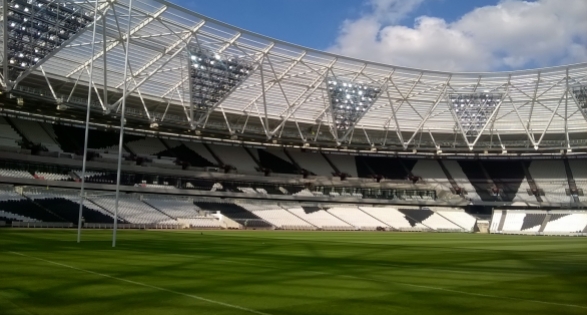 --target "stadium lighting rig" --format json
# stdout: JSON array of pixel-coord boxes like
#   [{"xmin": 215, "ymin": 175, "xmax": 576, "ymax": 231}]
[
  {"xmin": 4, "ymin": 0, "xmax": 95, "ymax": 83},
  {"xmin": 188, "ymin": 46, "xmax": 255, "ymax": 127},
  {"xmin": 448, "ymin": 92, "xmax": 503, "ymax": 140},
  {"xmin": 327, "ymin": 79, "xmax": 381, "ymax": 142},
  {"xmin": 572, "ymin": 85, "xmax": 587, "ymax": 112}
]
